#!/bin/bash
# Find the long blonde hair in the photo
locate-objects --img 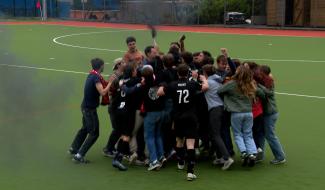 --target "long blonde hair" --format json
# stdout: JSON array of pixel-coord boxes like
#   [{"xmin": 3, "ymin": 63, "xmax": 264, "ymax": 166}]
[{"xmin": 232, "ymin": 65, "xmax": 257, "ymax": 100}]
